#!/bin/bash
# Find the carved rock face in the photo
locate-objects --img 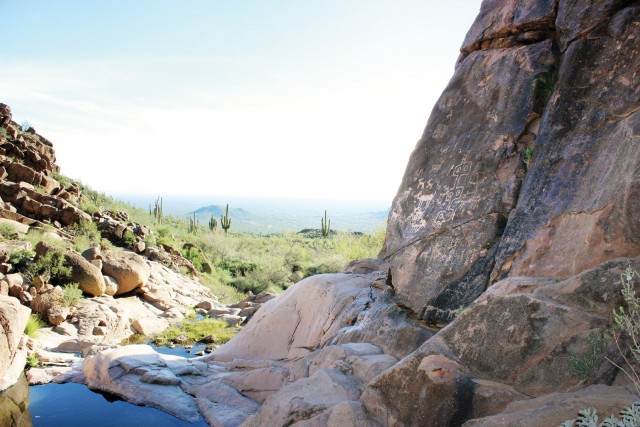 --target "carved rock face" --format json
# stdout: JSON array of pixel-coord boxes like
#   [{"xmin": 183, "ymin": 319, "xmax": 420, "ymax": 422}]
[
  {"xmin": 382, "ymin": 1, "xmax": 640, "ymax": 325},
  {"xmin": 382, "ymin": 41, "xmax": 554, "ymax": 324}
]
